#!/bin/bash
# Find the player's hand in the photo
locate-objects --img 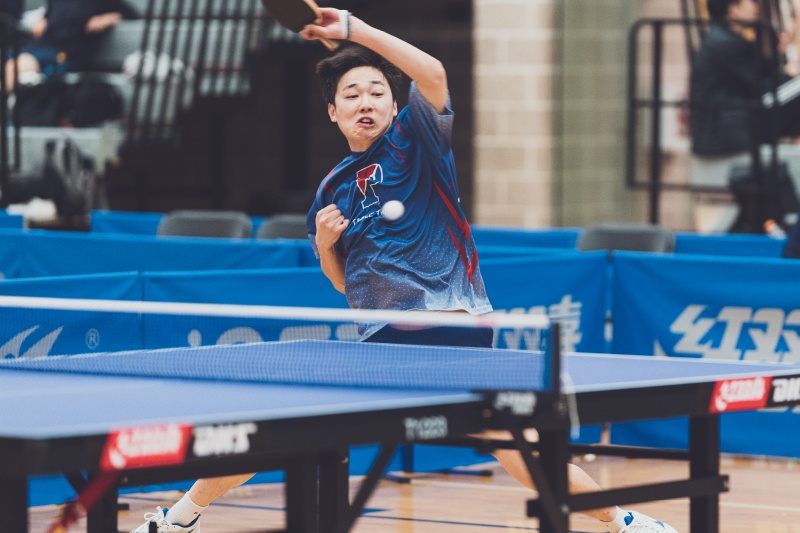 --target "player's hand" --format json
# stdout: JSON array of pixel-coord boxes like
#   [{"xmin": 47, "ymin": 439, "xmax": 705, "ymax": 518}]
[
  {"xmin": 315, "ymin": 204, "xmax": 349, "ymax": 251},
  {"xmin": 85, "ymin": 12, "xmax": 122, "ymax": 33},
  {"xmin": 31, "ymin": 17, "xmax": 47, "ymax": 39},
  {"xmin": 300, "ymin": 7, "xmax": 348, "ymax": 43}
]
